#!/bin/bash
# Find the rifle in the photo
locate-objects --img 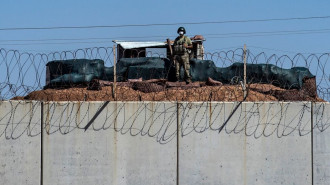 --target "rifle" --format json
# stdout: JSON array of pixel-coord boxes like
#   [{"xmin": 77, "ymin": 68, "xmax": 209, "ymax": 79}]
[{"xmin": 167, "ymin": 38, "xmax": 174, "ymax": 62}]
